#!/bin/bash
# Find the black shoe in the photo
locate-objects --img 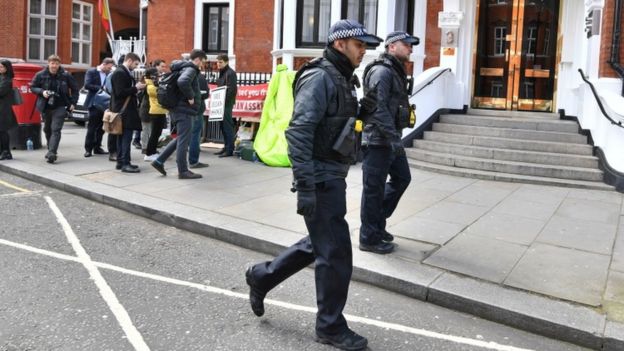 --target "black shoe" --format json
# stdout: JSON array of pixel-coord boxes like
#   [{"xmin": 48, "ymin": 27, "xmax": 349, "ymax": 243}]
[
  {"xmin": 382, "ymin": 230, "xmax": 394, "ymax": 242},
  {"xmin": 214, "ymin": 148, "xmax": 225, "ymax": 155},
  {"xmin": 151, "ymin": 161, "xmax": 166, "ymax": 176},
  {"xmin": 189, "ymin": 162, "xmax": 209, "ymax": 169},
  {"xmin": 116, "ymin": 163, "xmax": 123, "ymax": 170},
  {"xmin": 94, "ymin": 148, "xmax": 108, "ymax": 155},
  {"xmin": 121, "ymin": 165, "xmax": 140, "ymax": 173},
  {"xmin": 178, "ymin": 171, "xmax": 202, "ymax": 179},
  {"xmin": 315, "ymin": 329, "xmax": 368, "ymax": 351},
  {"xmin": 245, "ymin": 266, "xmax": 266, "ymax": 317},
  {"xmin": 46, "ymin": 153, "xmax": 57, "ymax": 164},
  {"xmin": 128, "ymin": 163, "xmax": 139, "ymax": 169},
  {"xmin": 132, "ymin": 140, "xmax": 142, "ymax": 149},
  {"xmin": 218, "ymin": 152, "xmax": 233, "ymax": 158},
  {"xmin": 359, "ymin": 242, "xmax": 395, "ymax": 255},
  {"xmin": 84, "ymin": 151, "xmax": 92, "ymax": 158},
  {"xmin": 0, "ymin": 151, "xmax": 11, "ymax": 160},
  {"xmin": 109, "ymin": 154, "xmax": 117, "ymax": 162}
]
